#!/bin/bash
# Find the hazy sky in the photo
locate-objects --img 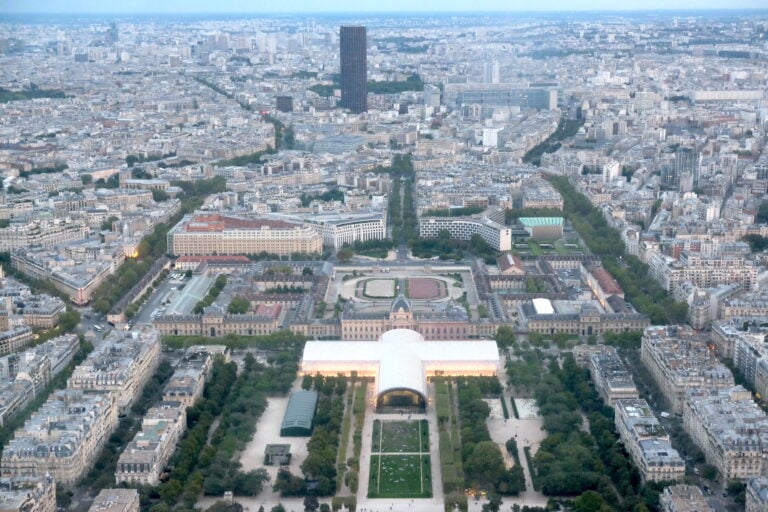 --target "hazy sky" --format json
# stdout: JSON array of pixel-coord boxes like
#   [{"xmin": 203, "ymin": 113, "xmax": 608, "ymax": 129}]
[{"xmin": 2, "ymin": 0, "xmax": 767, "ymax": 14}]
